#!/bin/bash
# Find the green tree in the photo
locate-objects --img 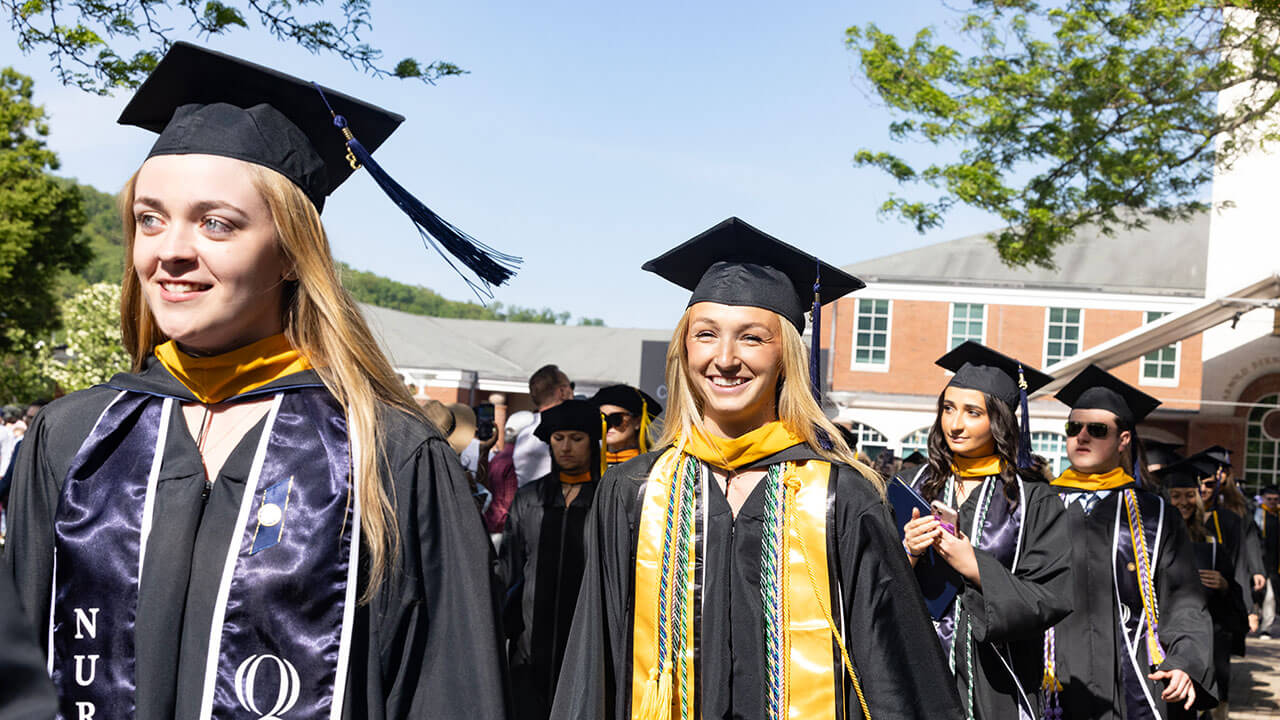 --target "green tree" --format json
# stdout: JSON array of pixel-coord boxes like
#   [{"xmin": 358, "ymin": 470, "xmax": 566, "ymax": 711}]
[
  {"xmin": 0, "ymin": 67, "xmax": 90, "ymax": 351},
  {"xmin": 4, "ymin": 0, "xmax": 465, "ymax": 94},
  {"xmin": 847, "ymin": 2, "xmax": 1280, "ymax": 268},
  {"xmin": 43, "ymin": 283, "xmax": 130, "ymax": 392},
  {"xmin": 0, "ymin": 329, "xmax": 54, "ymax": 404}
]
